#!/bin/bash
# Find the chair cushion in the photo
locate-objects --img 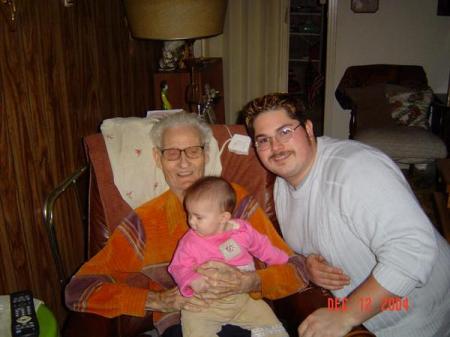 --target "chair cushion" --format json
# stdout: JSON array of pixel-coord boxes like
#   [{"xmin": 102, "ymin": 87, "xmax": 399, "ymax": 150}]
[
  {"xmin": 355, "ymin": 126, "xmax": 447, "ymax": 164},
  {"xmin": 345, "ymin": 84, "xmax": 395, "ymax": 131}
]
